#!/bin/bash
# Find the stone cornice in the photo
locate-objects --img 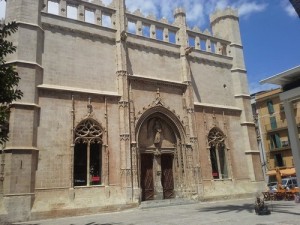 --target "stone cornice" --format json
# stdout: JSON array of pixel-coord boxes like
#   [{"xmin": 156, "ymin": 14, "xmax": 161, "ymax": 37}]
[
  {"xmin": 127, "ymin": 37, "xmax": 180, "ymax": 58},
  {"xmin": 194, "ymin": 102, "xmax": 242, "ymax": 111},
  {"xmin": 42, "ymin": 22, "xmax": 115, "ymax": 43},
  {"xmin": 240, "ymin": 122, "xmax": 256, "ymax": 126},
  {"xmin": 244, "ymin": 150, "xmax": 260, "ymax": 154},
  {"xmin": 42, "ymin": 17, "xmax": 116, "ymax": 44},
  {"xmin": 234, "ymin": 94, "xmax": 251, "ymax": 99},
  {"xmin": 231, "ymin": 68, "xmax": 247, "ymax": 73},
  {"xmin": 128, "ymin": 74, "xmax": 187, "ymax": 90},
  {"xmin": 189, "ymin": 53, "xmax": 232, "ymax": 68},
  {"xmin": 229, "ymin": 43, "xmax": 243, "ymax": 48},
  {"xmin": 37, "ymin": 84, "xmax": 120, "ymax": 97},
  {"xmin": 4, "ymin": 147, "xmax": 39, "ymax": 151},
  {"xmin": 16, "ymin": 21, "xmax": 44, "ymax": 32},
  {"xmin": 5, "ymin": 60, "xmax": 43, "ymax": 70},
  {"xmin": 10, "ymin": 102, "xmax": 40, "ymax": 109}
]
